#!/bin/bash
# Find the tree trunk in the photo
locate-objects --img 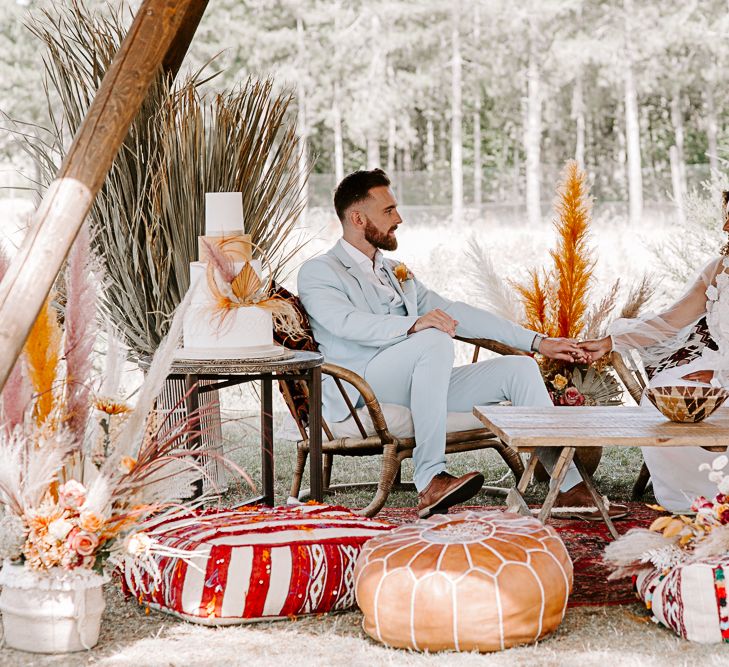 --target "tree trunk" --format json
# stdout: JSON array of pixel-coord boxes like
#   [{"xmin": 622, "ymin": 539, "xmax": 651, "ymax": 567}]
[
  {"xmin": 332, "ymin": 87, "xmax": 344, "ymax": 183},
  {"xmin": 296, "ymin": 17, "xmax": 308, "ymax": 222},
  {"xmin": 450, "ymin": 1, "xmax": 463, "ymax": 224},
  {"xmin": 524, "ymin": 23, "xmax": 542, "ymax": 226},
  {"xmin": 438, "ymin": 119, "xmax": 447, "ymax": 168},
  {"xmin": 705, "ymin": 85, "xmax": 719, "ymax": 174},
  {"xmin": 624, "ymin": 0, "xmax": 643, "ymax": 225},
  {"xmin": 573, "ymin": 73, "xmax": 586, "ymax": 169},
  {"xmin": 367, "ymin": 135, "xmax": 379, "ymax": 169},
  {"xmin": 670, "ymin": 145, "xmax": 686, "ymax": 224},
  {"xmin": 387, "ymin": 116, "xmax": 396, "ymax": 174},
  {"xmin": 0, "ymin": 0, "xmax": 209, "ymax": 393},
  {"xmin": 670, "ymin": 86, "xmax": 687, "ymax": 198},
  {"xmin": 472, "ymin": 3, "xmax": 482, "ymax": 210},
  {"xmin": 425, "ymin": 116, "xmax": 435, "ymax": 172}
]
